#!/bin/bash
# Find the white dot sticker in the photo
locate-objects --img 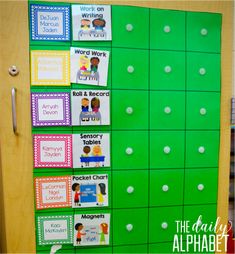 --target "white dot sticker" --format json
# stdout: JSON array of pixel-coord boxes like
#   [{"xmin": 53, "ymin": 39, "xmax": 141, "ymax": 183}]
[
  {"xmin": 126, "ymin": 107, "xmax": 133, "ymax": 114},
  {"xmin": 164, "ymin": 66, "xmax": 172, "ymax": 73},
  {"xmin": 161, "ymin": 222, "xmax": 168, "ymax": 229},
  {"xmin": 198, "ymin": 184, "xmax": 204, "ymax": 191},
  {"xmin": 126, "ymin": 24, "xmax": 133, "ymax": 32},
  {"xmin": 126, "ymin": 147, "xmax": 133, "ymax": 155},
  {"xmin": 127, "ymin": 65, "xmax": 134, "ymax": 73},
  {"xmin": 126, "ymin": 224, "xmax": 133, "ymax": 231},
  {"xmin": 201, "ymin": 28, "xmax": 208, "ymax": 36},
  {"xmin": 162, "ymin": 185, "xmax": 169, "ymax": 192},
  {"xmin": 198, "ymin": 146, "xmax": 205, "ymax": 154},
  {"xmin": 164, "ymin": 146, "xmax": 171, "ymax": 154},
  {"xmin": 127, "ymin": 186, "xmax": 134, "ymax": 194},
  {"xmin": 164, "ymin": 107, "xmax": 171, "ymax": 114},
  {"xmin": 200, "ymin": 108, "xmax": 207, "ymax": 115},
  {"xmin": 199, "ymin": 68, "xmax": 206, "ymax": 75},
  {"xmin": 164, "ymin": 25, "xmax": 171, "ymax": 33}
]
